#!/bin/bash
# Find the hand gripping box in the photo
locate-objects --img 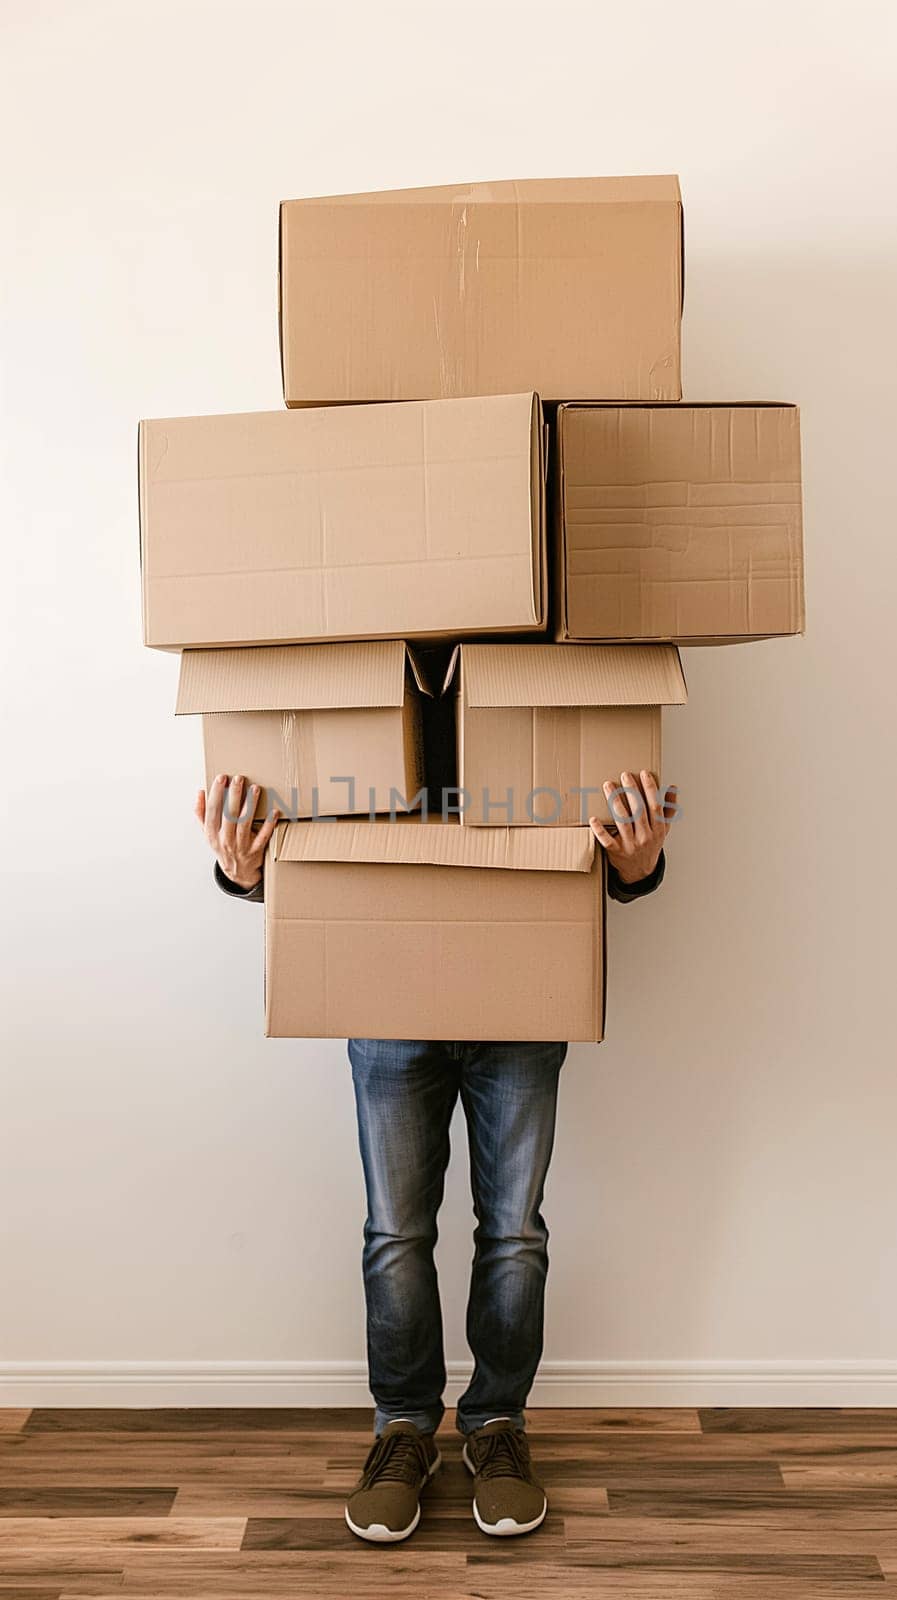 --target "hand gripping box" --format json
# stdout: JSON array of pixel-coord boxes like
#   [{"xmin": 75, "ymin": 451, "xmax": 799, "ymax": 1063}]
[{"xmin": 264, "ymin": 820, "xmax": 606, "ymax": 1042}]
